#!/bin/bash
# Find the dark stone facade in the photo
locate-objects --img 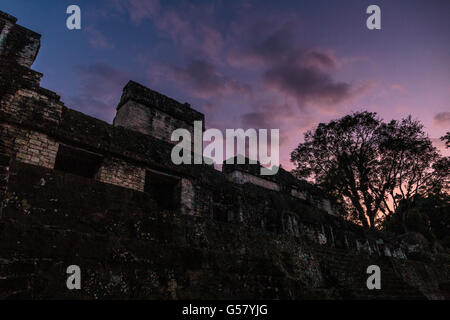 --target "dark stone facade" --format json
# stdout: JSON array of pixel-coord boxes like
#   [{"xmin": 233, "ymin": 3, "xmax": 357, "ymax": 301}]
[
  {"xmin": 114, "ymin": 81, "xmax": 205, "ymax": 142},
  {"xmin": 0, "ymin": 11, "xmax": 449, "ymax": 300}
]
